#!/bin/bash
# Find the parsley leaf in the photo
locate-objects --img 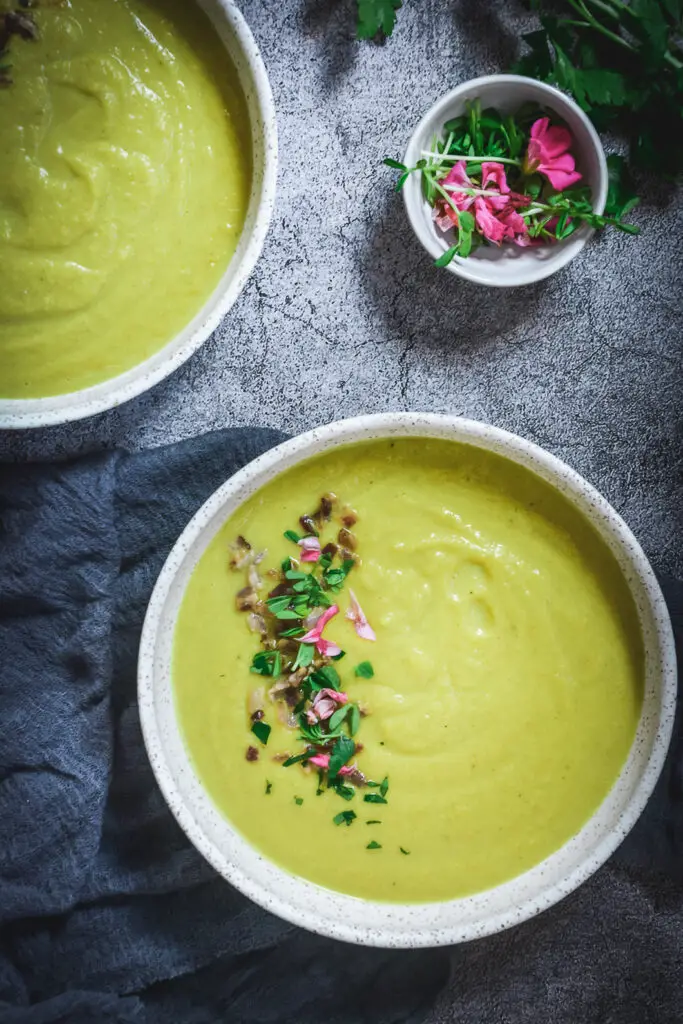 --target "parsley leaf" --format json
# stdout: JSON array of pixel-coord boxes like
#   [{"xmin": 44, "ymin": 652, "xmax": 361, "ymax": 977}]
[
  {"xmin": 364, "ymin": 793, "xmax": 387, "ymax": 804},
  {"xmin": 400, "ymin": 847, "xmax": 410, "ymax": 855},
  {"xmin": 333, "ymin": 810, "xmax": 357, "ymax": 826},
  {"xmin": 328, "ymin": 734, "xmax": 356, "ymax": 782},
  {"xmin": 251, "ymin": 721, "xmax": 271, "ymax": 746},
  {"xmin": 355, "ymin": 661, "xmax": 374, "ymax": 678},
  {"xmin": 294, "ymin": 796, "xmax": 304, "ymax": 805},
  {"xmin": 356, "ymin": 0, "xmax": 402, "ymax": 39},
  {"xmin": 366, "ymin": 840, "xmax": 382, "ymax": 850},
  {"xmin": 265, "ymin": 780, "xmax": 272, "ymax": 795}
]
